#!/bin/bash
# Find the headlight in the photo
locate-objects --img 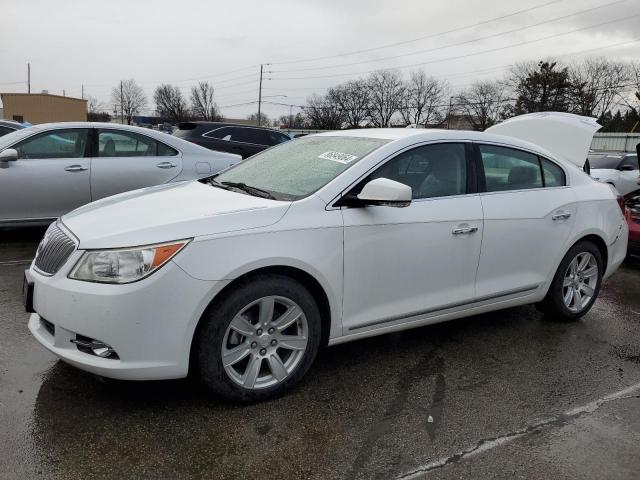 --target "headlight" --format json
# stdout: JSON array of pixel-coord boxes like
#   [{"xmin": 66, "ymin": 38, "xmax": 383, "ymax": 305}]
[{"xmin": 69, "ymin": 239, "xmax": 190, "ymax": 284}]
